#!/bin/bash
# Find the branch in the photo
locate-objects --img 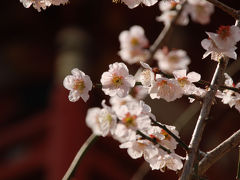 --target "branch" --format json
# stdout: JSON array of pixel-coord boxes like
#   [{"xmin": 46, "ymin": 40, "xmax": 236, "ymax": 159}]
[
  {"xmin": 62, "ymin": 134, "xmax": 98, "ymax": 180},
  {"xmin": 198, "ymin": 129, "xmax": 240, "ymax": 175},
  {"xmin": 205, "ymin": 0, "xmax": 240, "ymax": 19},
  {"xmin": 179, "ymin": 57, "xmax": 229, "ymax": 180},
  {"xmin": 148, "ymin": 1, "xmax": 187, "ymax": 60}
]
